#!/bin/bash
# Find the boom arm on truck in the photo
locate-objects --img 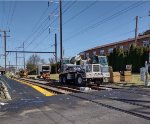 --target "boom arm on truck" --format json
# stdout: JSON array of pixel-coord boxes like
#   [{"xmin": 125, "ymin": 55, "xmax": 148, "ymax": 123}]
[{"xmin": 59, "ymin": 55, "xmax": 110, "ymax": 86}]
